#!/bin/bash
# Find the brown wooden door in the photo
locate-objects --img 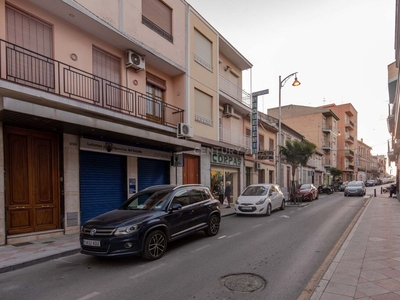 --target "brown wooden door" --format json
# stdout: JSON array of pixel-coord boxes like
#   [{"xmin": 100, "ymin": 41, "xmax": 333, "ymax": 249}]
[
  {"xmin": 183, "ymin": 155, "xmax": 200, "ymax": 184},
  {"xmin": 5, "ymin": 127, "xmax": 60, "ymax": 235}
]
